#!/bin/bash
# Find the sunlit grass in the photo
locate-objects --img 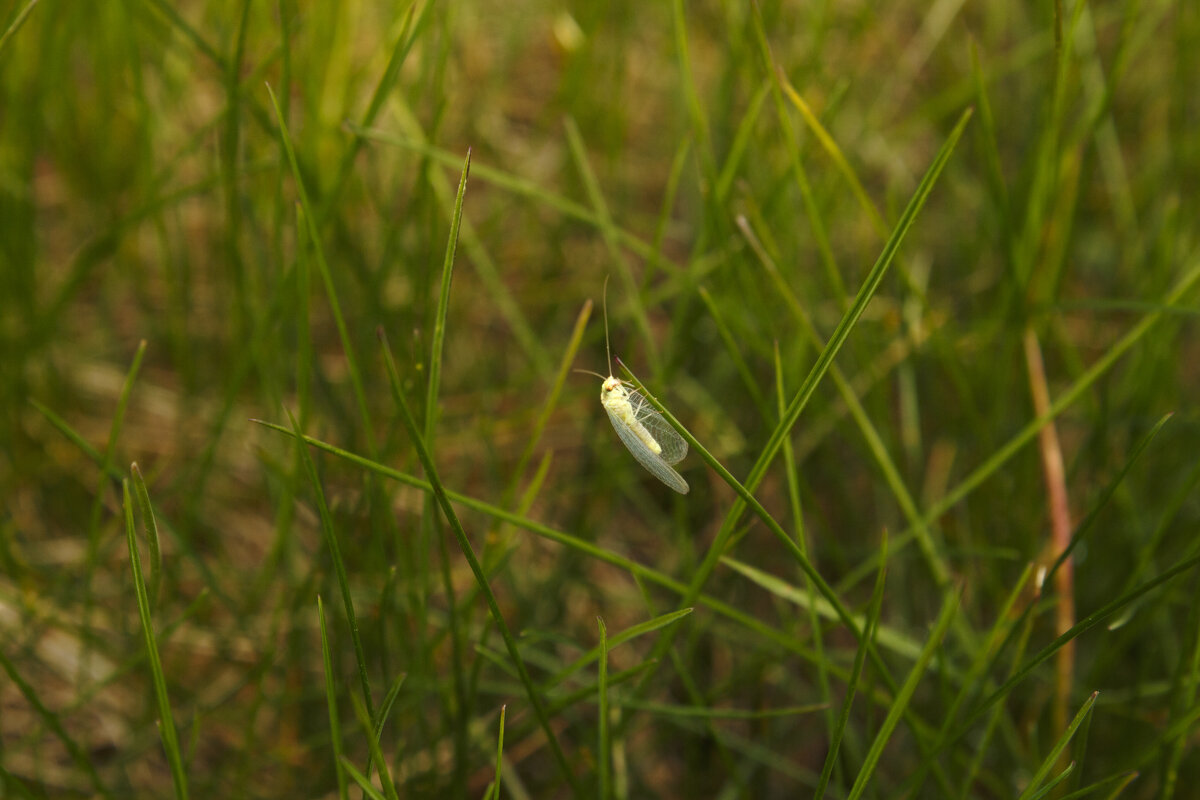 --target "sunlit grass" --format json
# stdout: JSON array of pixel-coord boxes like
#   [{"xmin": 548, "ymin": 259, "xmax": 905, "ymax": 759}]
[{"xmin": 3, "ymin": 1, "xmax": 1200, "ymax": 798}]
